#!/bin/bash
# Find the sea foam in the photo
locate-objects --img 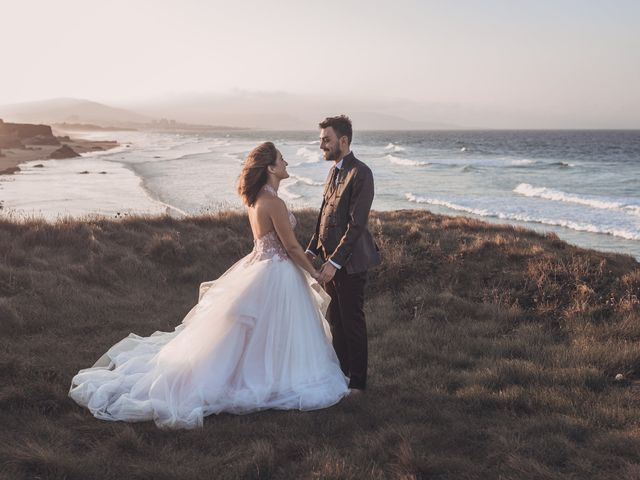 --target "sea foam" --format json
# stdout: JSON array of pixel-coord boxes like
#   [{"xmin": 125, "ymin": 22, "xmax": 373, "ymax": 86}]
[
  {"xmin": 510, "ymin": 159, "xmax": 535, "ymax": 166},
  {"xmin": 386, "ymin": 154, "xmax": 430, "ymax": 167},
  {"xmin": 384, "ymin": 142, "xmax": 406, "ymax": 152},
  {"xmin": 279, "ymin": 180, "xmax": 303, "ymax": 200},
  {"xmin": 289, "ymin": 174, "xmax": 323, "ymax": 186},
  {"xmin": 404, "ymin": 193, "xmax": 491, "ymax": 216},
  {"xmin": 295, "ymin": 147, "xmax": 321, "ymax": 165},
  {"xmin": 514, "ymin": 183, "xmax": 640, "ymax": 215},
  {"xmin": 405, "ymin": 193, "xmax": 640, "ymax": 240}
]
